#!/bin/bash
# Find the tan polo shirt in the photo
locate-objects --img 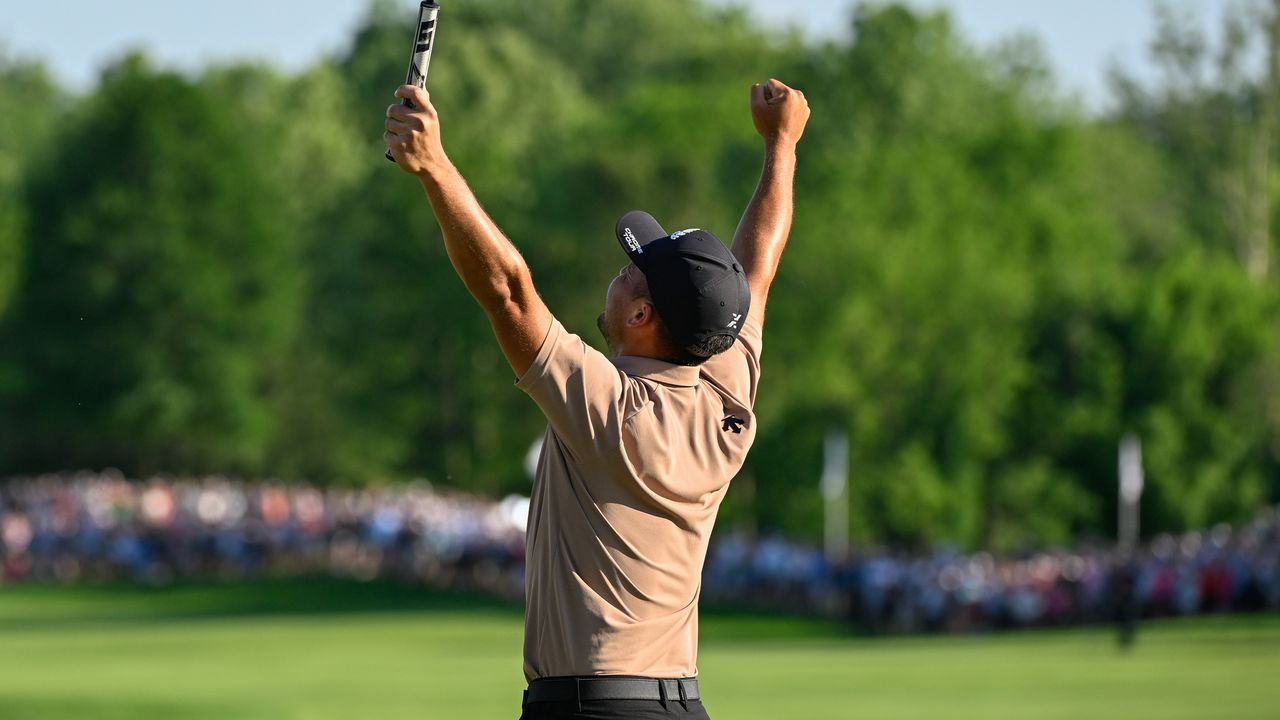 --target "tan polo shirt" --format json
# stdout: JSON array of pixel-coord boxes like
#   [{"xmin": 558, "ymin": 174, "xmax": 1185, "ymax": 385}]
[{"xmin": 515, "ymin": 310, "xmax": 762, "ymax": 682}]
